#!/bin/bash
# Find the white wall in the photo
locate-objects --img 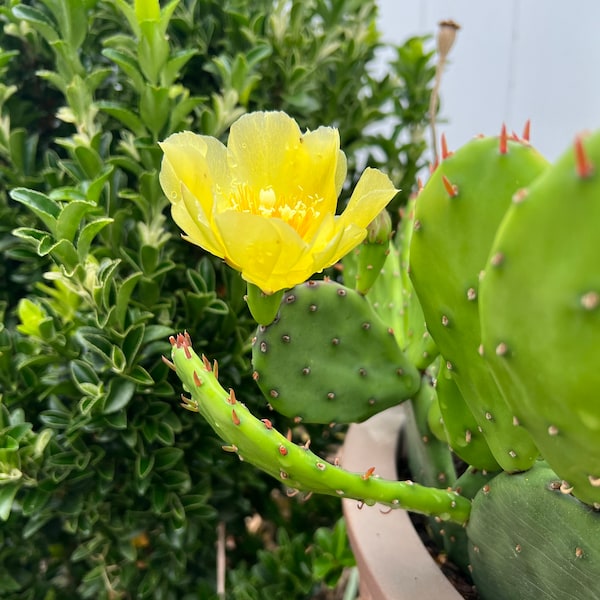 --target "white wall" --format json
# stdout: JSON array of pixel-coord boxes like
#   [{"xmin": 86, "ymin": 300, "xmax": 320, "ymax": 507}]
[{"xmin": 377, "ymin": 1, "xmax": 600, "ymax": 160}]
